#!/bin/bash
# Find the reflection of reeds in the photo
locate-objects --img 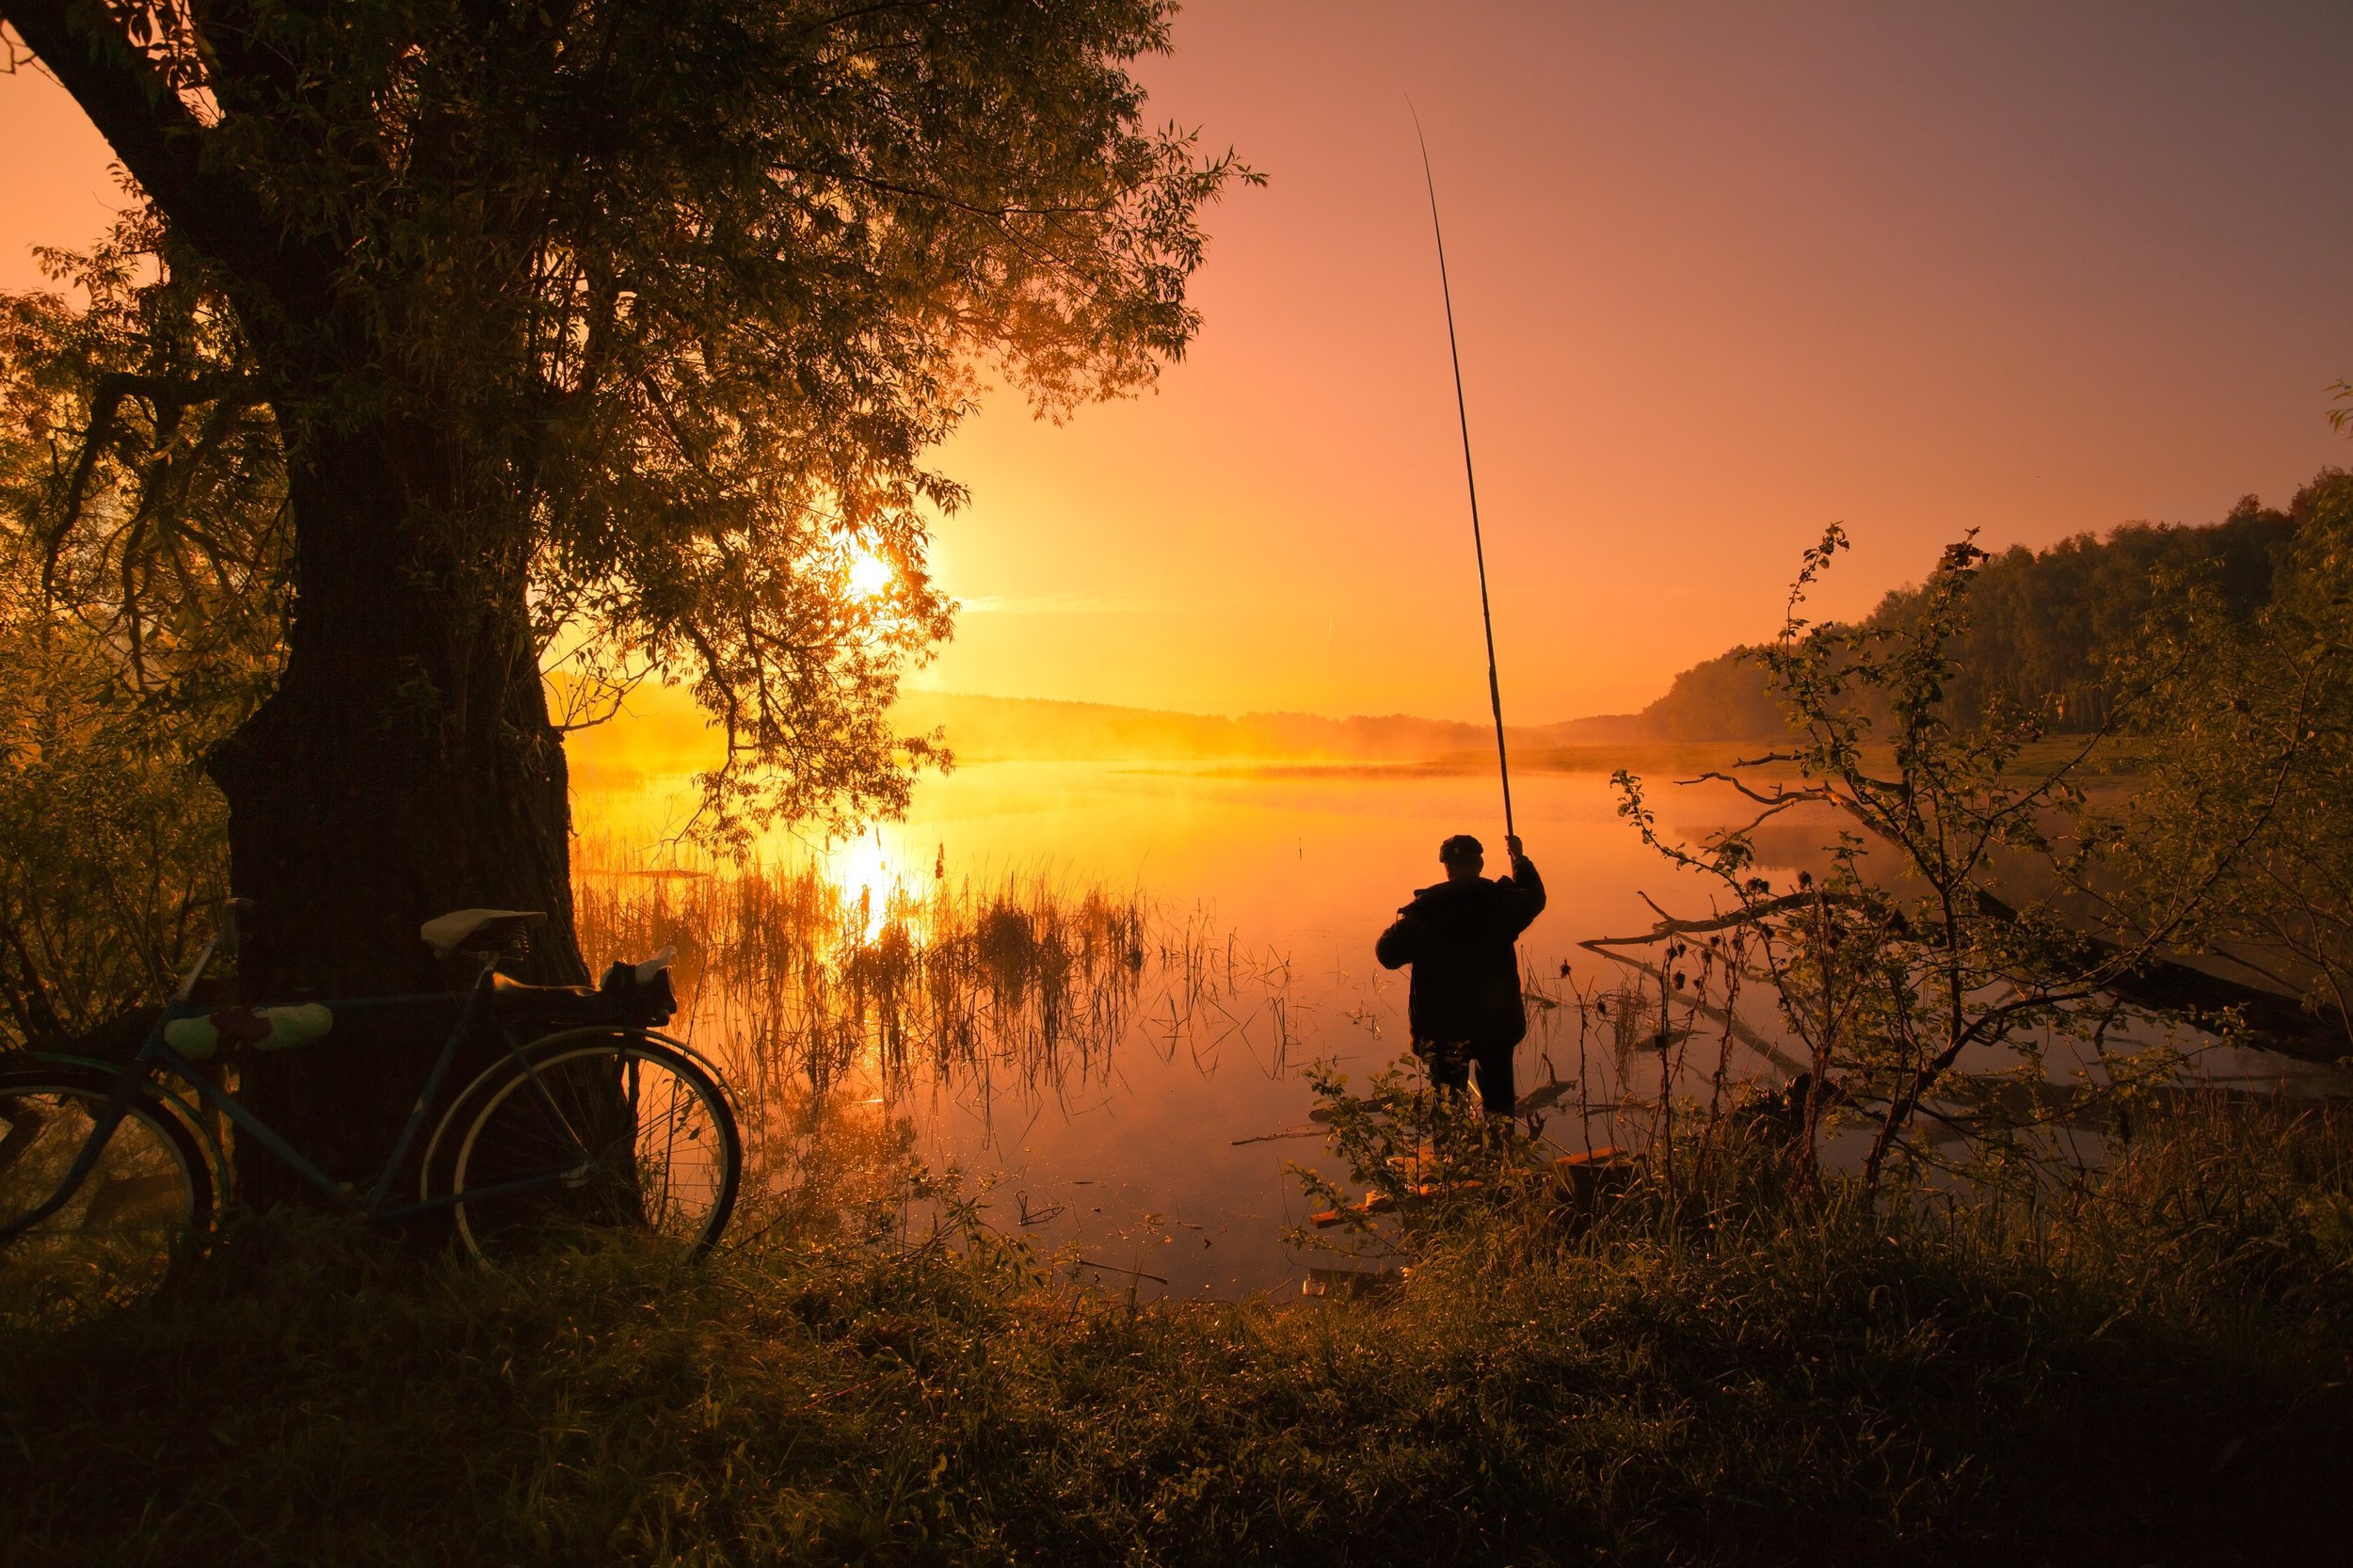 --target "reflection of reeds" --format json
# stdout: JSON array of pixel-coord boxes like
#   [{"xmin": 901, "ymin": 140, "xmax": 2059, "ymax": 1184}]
[
  {"xmin": 572, "ymin": 834, "xmax": 1298, "ymax": 1240},
  {"xmin": 577, "ymin": 860, "xmax": 1152, "ymax": 1102},
  {"xmin": 576, "ymin": 855, "xmax": 1154, "ymax": 1216}
]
